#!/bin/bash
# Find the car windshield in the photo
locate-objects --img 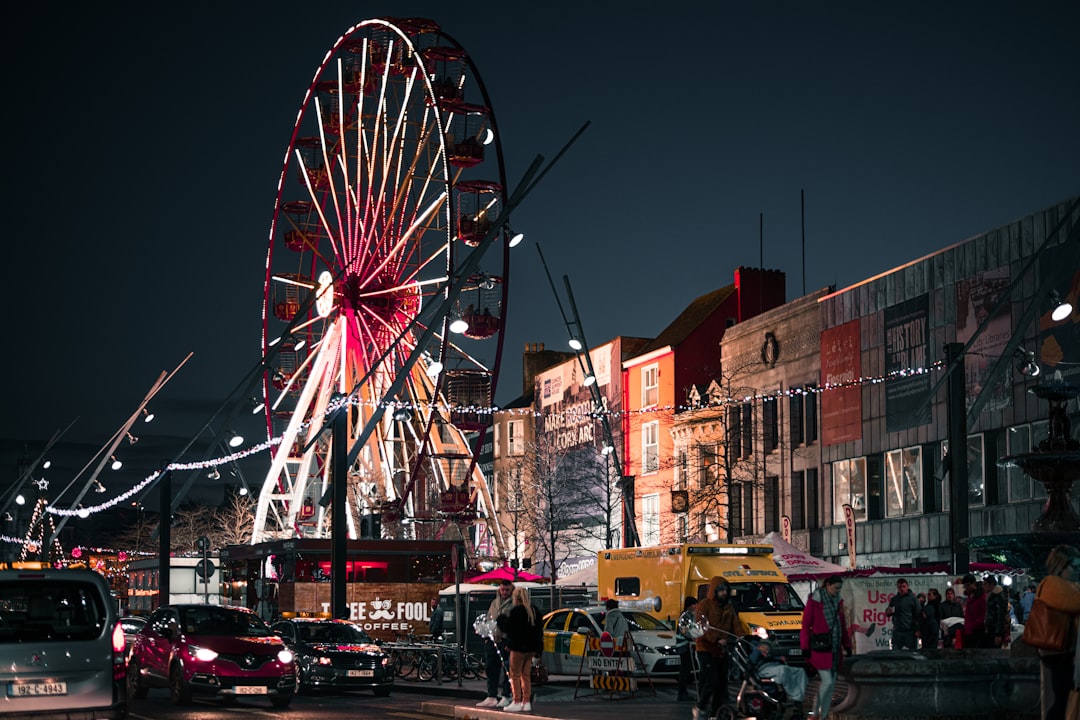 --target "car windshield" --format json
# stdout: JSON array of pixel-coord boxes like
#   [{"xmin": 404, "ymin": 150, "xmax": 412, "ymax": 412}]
[
  {"xmin": 729, "ymin": 582, "xmax": 805, "ymax": 612},
  {"xmin": 181, "ymin": 607, "xmax": 272, "ymax": 637},
  {"xmin": 589, "ymin": 611, "xmax": 671, "ymax": 632},
  {"xmin": 0, "ymin": 579, "xmax": 107, "ymax": 643},
  {"xmin": 297, "ymin": 622, "xmax": 372, "ymax": 644}
]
